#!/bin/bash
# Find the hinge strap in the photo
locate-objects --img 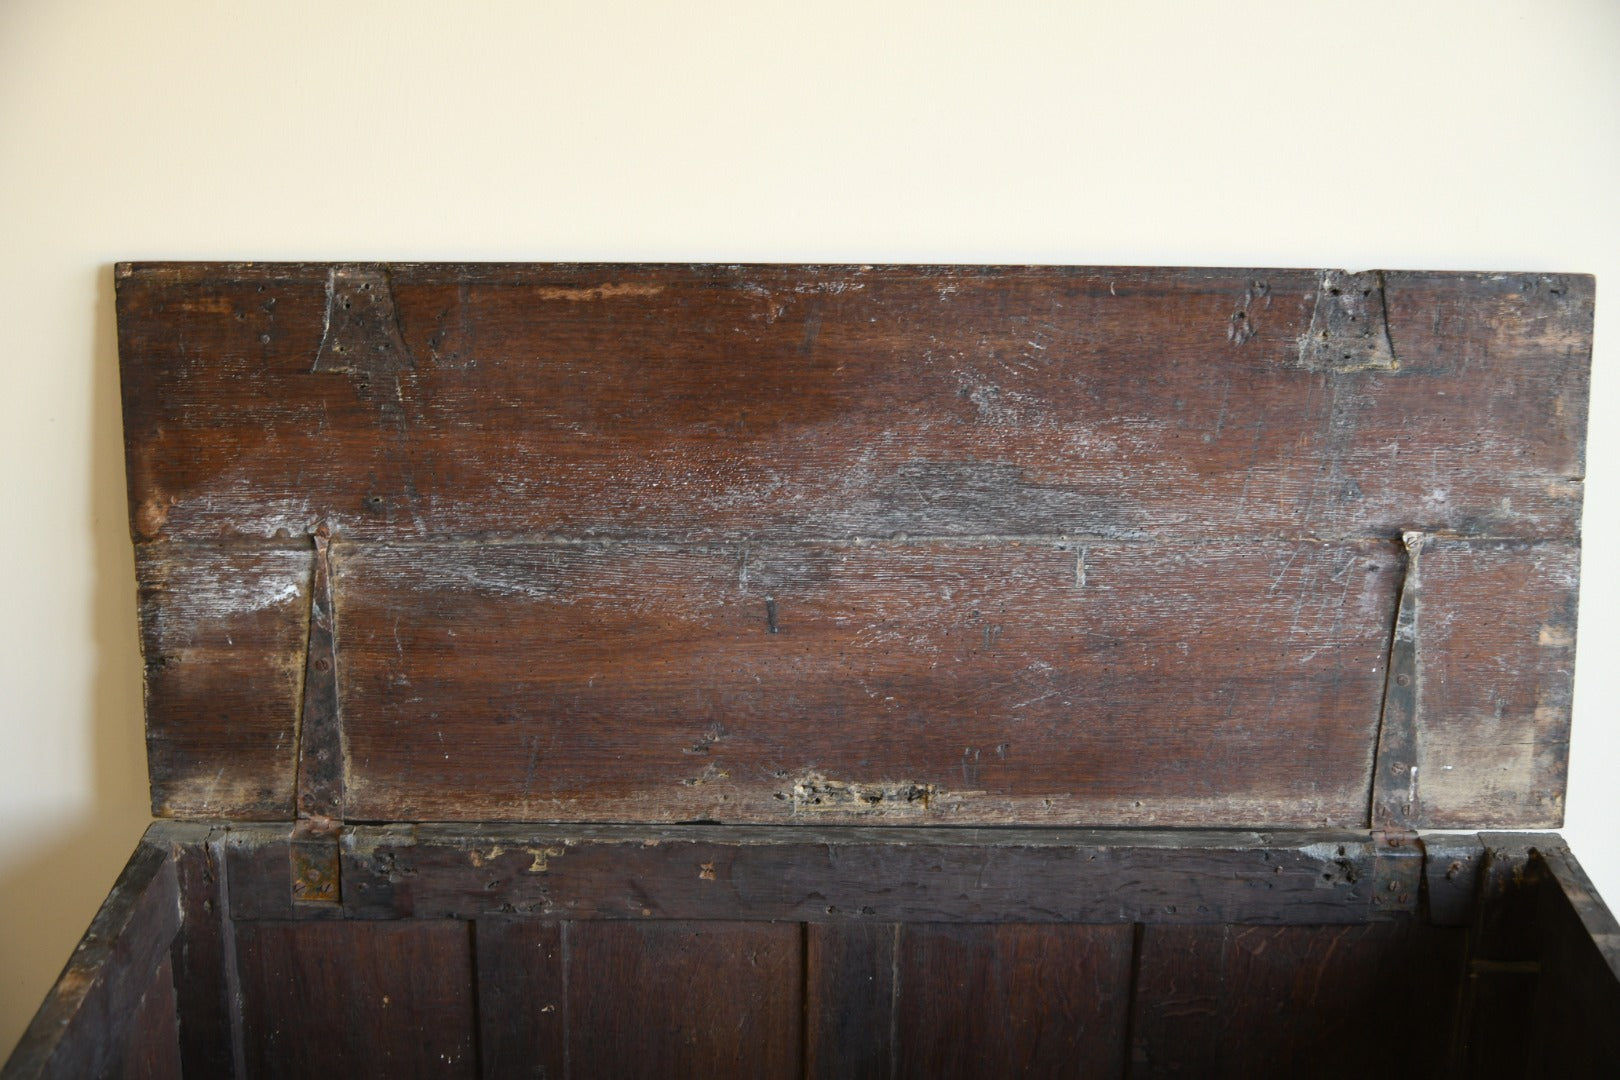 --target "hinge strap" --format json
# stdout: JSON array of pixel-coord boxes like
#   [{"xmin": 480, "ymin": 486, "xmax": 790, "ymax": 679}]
[
  {"xmin": 1370, "ymin": 530, "xmax": 1427, "ymax": 830},
  {"xmin": 292, "ymin": 524, "xmax": 344, "ymax": 904},
  {"xmin": 295, "ymin": 524, "xmax": 345, "ymax": 819},
  {"xmin": 1369, "ymin": 829, "xmax": 1424, "ymax": 913},
  {"xmin": 290, "ymin": 820, "xmax": 342, "ymax": 905}
]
